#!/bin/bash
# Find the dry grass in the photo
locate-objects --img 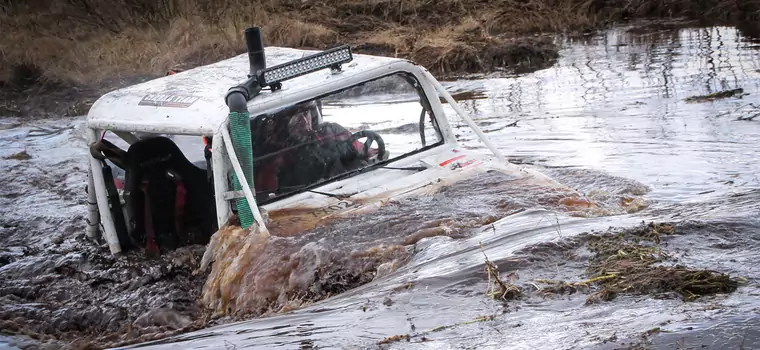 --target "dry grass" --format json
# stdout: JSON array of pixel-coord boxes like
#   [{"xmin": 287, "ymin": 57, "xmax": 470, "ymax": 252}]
[
  {"xmin": 0, "ymin": 2, "xmax": 337, "ymax": 85},
  {"xmin": 1, "ymin": 0, "xmax": 759, "ymax": 116}
]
